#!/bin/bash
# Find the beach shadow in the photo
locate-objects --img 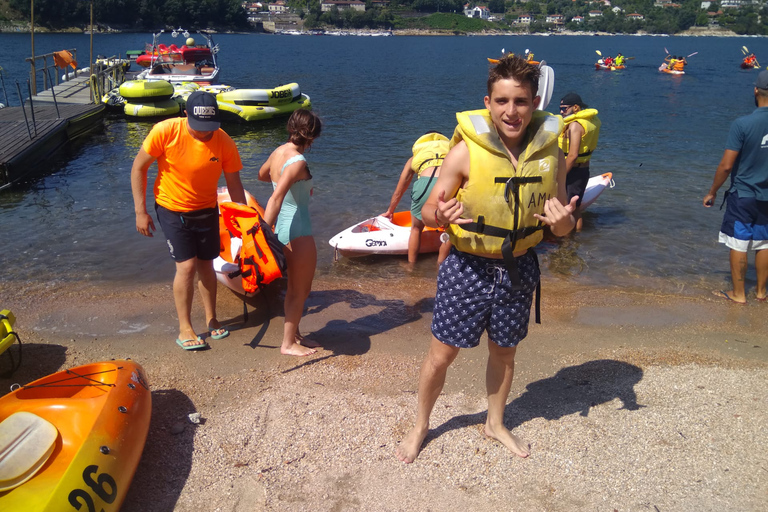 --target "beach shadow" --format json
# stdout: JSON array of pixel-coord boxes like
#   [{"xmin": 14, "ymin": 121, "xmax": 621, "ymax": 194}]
[
  {"xmin": 216, "ymin": 283, "xmax": 283, "ymax": 349},
  {"xmin": 279, "ymin": 289, "xmax": 434, "ymax": 372},
  {"xmin": 0, "ymin": 343, "xmax": 67, "ymax": 384},
  {"xmin": 122, "ymin": 388, "xmax": 198, "ymax": 512},
  {"xmin": 427, "ymin": 359, "xmax": 643, "ymax": 447}
]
